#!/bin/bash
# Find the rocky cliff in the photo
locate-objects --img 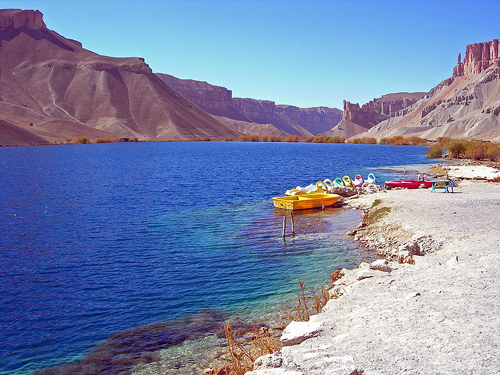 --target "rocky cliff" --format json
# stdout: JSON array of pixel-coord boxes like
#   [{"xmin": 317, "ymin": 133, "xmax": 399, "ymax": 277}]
[
  {"xmin": 357, "ymin": 39, "xmax": 500, "ymax": 142},
  {"xmin": 322, "ymin": 93, "xmax": 425, "ymax": 139},
  {"xmin": 157, "ymin": 73, "xmax": 342, "ymax": 137},
  {"xmin": 0, "ymin": 9, "xmax": 240, "ymax": 145},
  {"xmin": 453, "ymin": 39, "xmax": 500, "ymax": 76}
]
